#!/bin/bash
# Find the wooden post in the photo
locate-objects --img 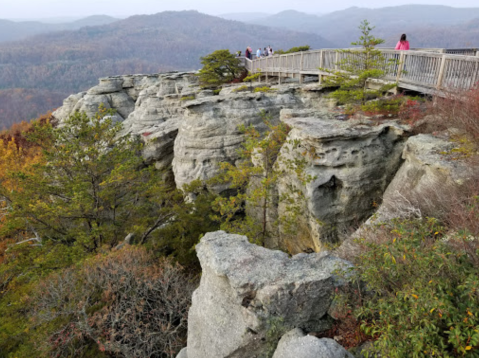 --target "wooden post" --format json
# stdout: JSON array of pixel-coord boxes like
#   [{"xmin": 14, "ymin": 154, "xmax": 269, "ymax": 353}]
[
  {"xmin": 476, "ymin": 50, "xmax": 479, "ymax": 57},
  {"xmin": 319, "ymin": 50, "xmax": 324, "ymax": 84},
  {"xmin": 436, "ymin": 54, "xmax": 447, "ymax": 90},
  {"xmin": 396, "ymin": 51, "xmax": 406, "ymax": 82},
  {"xmin": 335, "ymin": 51, "xmax": 339, "ymax": 71},
  {"xmin": 299, "ymin": 52, "xmax": 304, "ymax": 84}
]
